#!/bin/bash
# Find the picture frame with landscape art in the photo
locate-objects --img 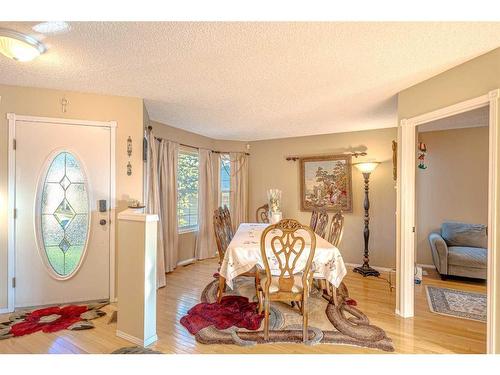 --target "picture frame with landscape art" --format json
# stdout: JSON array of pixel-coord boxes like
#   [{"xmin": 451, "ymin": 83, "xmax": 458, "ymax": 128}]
[{"xmin": 300, "ymin": 155, "xmax": 353, "ymax": 212}]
